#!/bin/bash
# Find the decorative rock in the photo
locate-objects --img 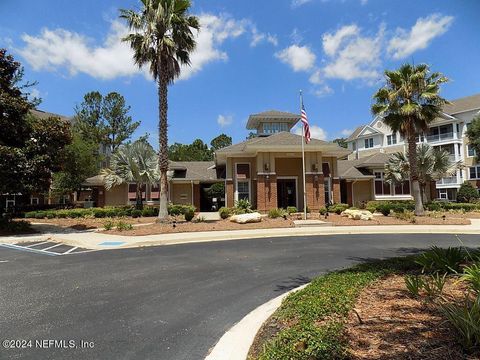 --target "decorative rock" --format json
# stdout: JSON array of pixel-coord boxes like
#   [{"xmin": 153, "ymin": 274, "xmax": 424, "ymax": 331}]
[
  {"xmin": 341, "ymin": 209, "xmax": 373, "ymax": 221},
  {"xmin": 230, "ymin": 212, "xmax": 262, "ymax": 224}
]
